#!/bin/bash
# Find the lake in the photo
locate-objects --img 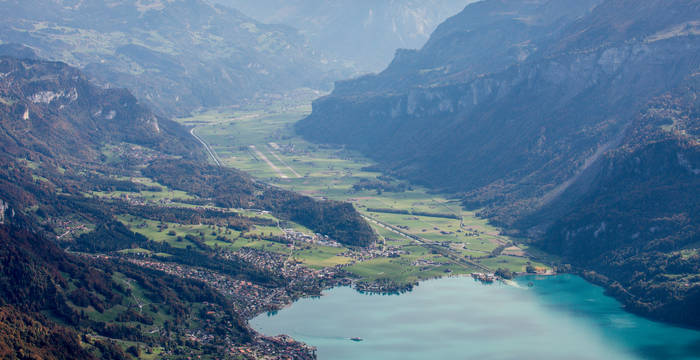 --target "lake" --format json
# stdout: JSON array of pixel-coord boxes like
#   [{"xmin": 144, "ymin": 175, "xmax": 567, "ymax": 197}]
[{"xmin": 250, "ymin": 275, "xmax": 700, "ymax": 359}]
